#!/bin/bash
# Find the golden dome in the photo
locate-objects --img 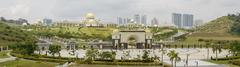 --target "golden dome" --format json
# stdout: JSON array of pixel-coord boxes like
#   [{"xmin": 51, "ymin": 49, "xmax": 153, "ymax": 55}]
[
  {"xmin": 86, "ymin": 13, "xmax": 95, "ymax": 19},
  {"xmin": 88, "ymin": 19, "xmax": 96, "ymax": 24}
]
